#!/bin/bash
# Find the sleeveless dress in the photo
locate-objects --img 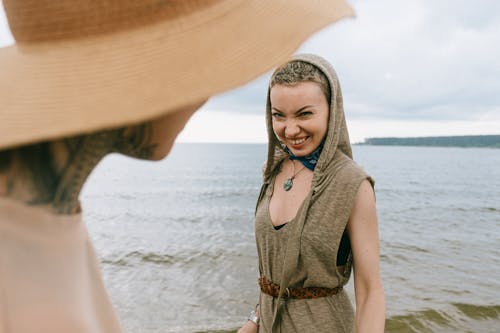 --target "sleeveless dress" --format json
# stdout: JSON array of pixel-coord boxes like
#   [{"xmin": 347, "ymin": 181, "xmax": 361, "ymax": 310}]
[
  {"xmin": 0, "ymin": 198, "xmax": 122, "ymax": 333},
  {"xmin": 255, "ymin": 158, "xmax": 371, "ymax": 333}
]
